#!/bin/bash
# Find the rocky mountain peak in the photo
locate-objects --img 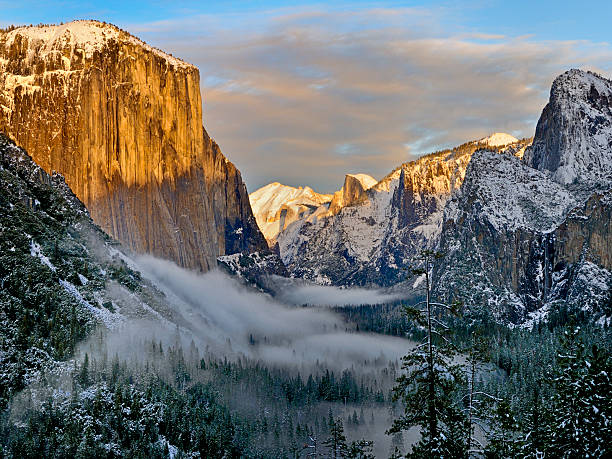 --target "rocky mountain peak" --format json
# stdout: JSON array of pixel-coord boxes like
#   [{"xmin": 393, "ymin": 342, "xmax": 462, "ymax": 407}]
[
  {"xmin": 524, "ymin": 69, "xmax": 612, "ymax": 187},
  {"xmin": 328, "ymin": 173, "xmax": 377, "ymax": 214},
  {"xmin": 249, "ymin": 182, "xmax": 332, "ymax": 242}
]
